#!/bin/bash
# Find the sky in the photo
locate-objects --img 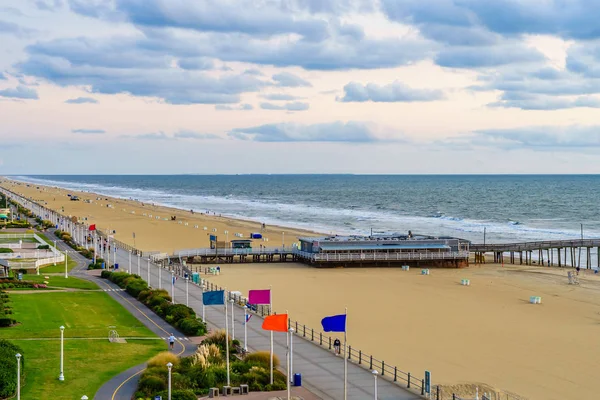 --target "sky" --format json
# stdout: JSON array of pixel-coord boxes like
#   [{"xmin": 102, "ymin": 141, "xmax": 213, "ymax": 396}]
[{"xmin": 2, "ymin": 0, "xmax": 600, "ymax": 174}]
